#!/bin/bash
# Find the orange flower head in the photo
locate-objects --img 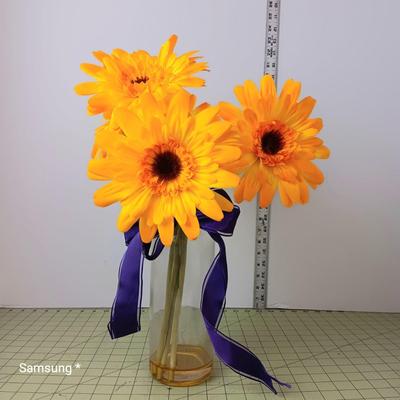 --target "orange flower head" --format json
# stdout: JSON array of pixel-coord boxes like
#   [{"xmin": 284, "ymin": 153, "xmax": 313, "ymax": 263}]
[
  {"xmin": 219, "ymin": 75, "xmax": 330, "ymax": 207},
  {"xmin": 88, "ymin": 91, "xmax": 240, "ymax": 246},
  {"xmin": 75, "ymin": 35, "xmax": 208, "ymax": 119}
]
